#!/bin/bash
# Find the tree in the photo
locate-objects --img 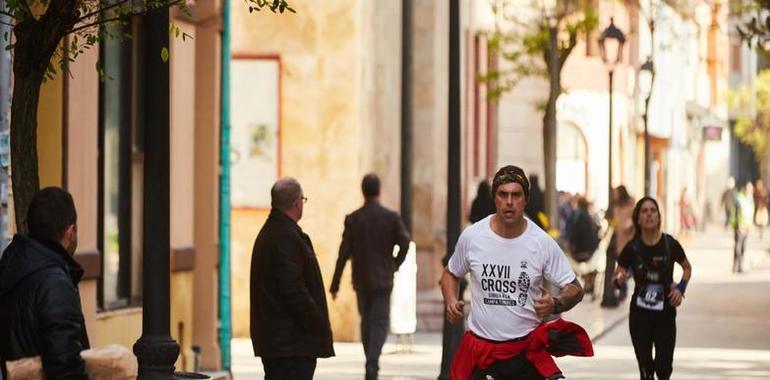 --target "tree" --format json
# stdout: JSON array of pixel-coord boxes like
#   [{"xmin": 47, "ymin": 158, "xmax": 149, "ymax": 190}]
[
  {"xmin": 734, "ymin": 0, "xmax": 770, "ymax": 46},
  {"xmin": 480, "ymin": 0, "xmax": 596, "ymax": 229},
  {"xmin": 727, "ymin": 69, "xmax": 770, "ymax": 170},
  {"xmin": 2, "ymin": 0, "xmax": 292, "ymax": 232}
]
